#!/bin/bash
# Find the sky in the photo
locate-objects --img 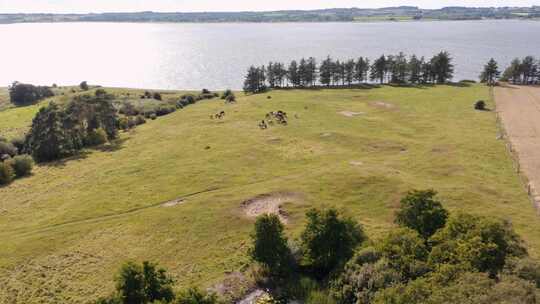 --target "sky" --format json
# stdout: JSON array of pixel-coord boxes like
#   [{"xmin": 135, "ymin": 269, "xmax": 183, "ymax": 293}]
[{"xmin": 1, "ymin": 0, "xmax": 539, "ymax": 14}]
